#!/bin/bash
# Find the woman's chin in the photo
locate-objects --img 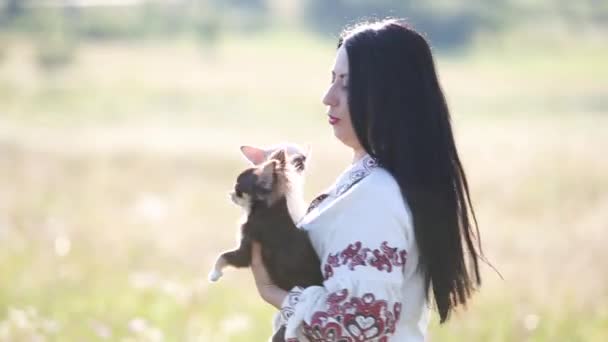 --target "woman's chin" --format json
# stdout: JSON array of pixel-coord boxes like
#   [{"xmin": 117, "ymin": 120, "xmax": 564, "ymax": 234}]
[
  {"xmin": 332, "ymin": 128, "xmax": 345, "ymax": 144},
  {"xmin": 332, "ymin": 132, "xmax": 352, "ymax": 149}
]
